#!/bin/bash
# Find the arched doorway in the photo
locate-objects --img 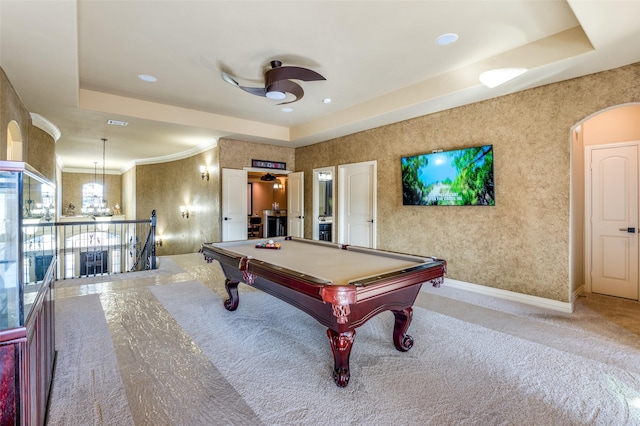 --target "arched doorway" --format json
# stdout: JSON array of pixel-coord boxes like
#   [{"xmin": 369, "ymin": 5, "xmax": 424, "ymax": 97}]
[
  {"xmin": 571, "ymin": 103, "xmax": 640, "ymax": 300},
  {"xmin": 7, "ymin": 120, "xmax": 22, "ymax": 161}
]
